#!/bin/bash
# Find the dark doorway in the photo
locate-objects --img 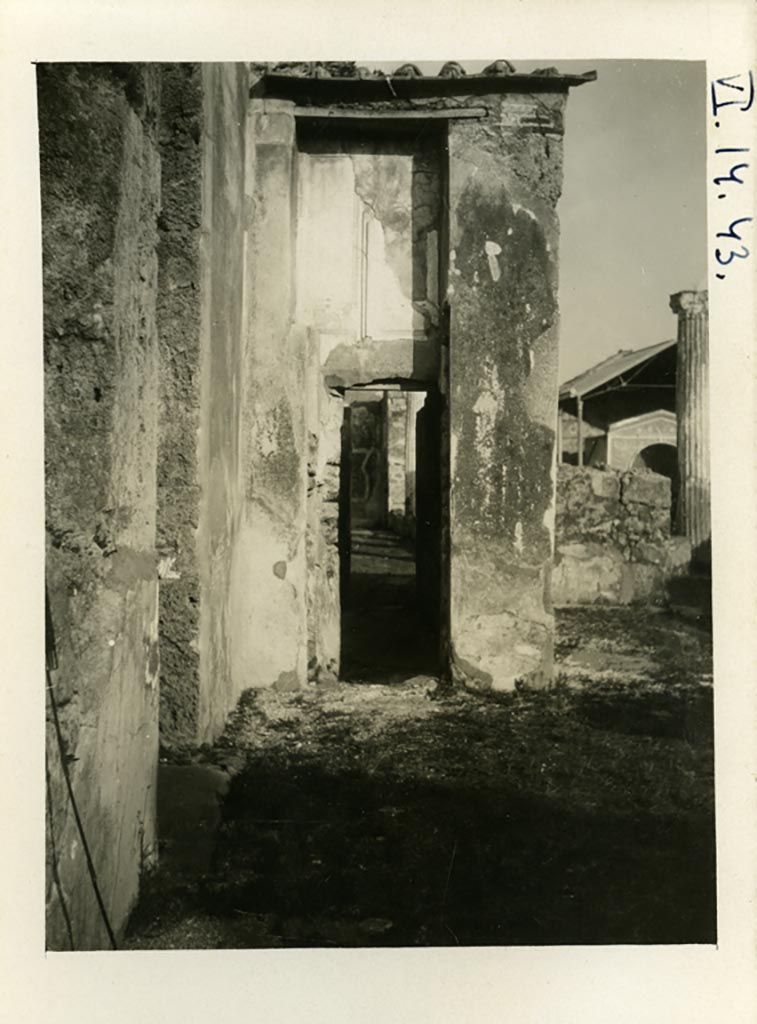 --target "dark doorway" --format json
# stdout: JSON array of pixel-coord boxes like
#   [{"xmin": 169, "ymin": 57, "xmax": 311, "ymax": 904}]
[
  {"xmin": 339, "ymin": 387, "xmax": 441, "ymax": 683},
  {"xmin": 633, "ymin": 442, "xmax": 679, "ymax": 527}
]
